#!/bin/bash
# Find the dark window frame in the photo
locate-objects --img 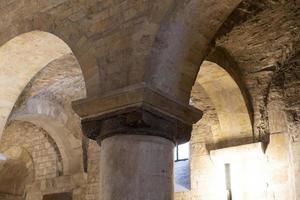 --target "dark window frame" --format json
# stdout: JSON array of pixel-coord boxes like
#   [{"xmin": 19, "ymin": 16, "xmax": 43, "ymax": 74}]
[{"xmin": 174, "ymin": 142, "xmax": 190, "ymax": 162}]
